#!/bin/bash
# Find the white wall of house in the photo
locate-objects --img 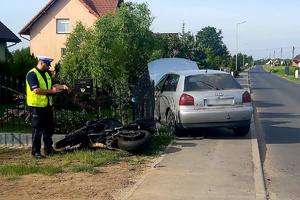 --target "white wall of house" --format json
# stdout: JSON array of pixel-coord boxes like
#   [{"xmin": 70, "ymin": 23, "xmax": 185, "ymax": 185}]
[{"xmin": 30, "ymin": 0, "xmax": 97, "ymax": 68}]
